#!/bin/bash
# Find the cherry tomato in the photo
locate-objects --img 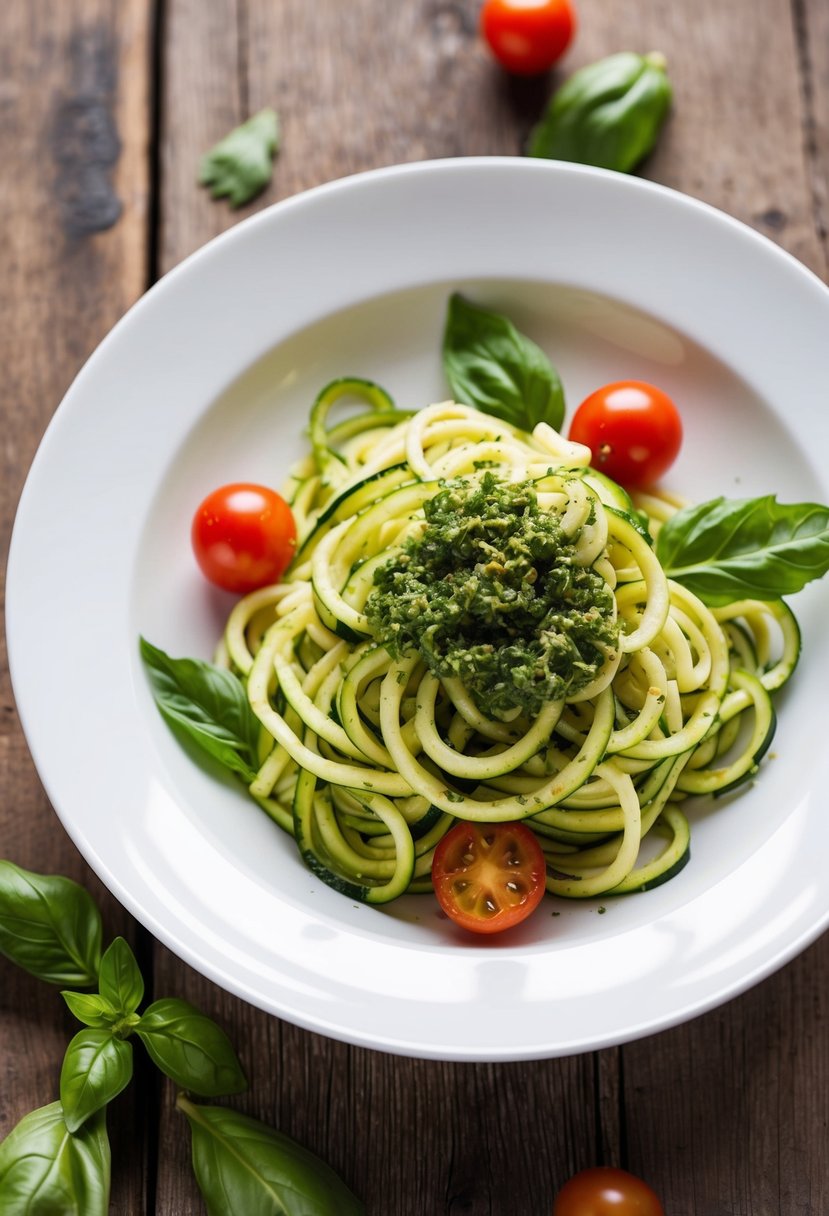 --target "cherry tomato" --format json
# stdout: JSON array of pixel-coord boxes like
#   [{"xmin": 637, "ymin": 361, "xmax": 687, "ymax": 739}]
[
  {"xmin": 553, "ymin": 1167, "xmax": 664, "ymax": 1215},
  {"xmin": 191, "ymin": 483, "xmax": 297, "ymax": 594},
  {"xmin": 568, "ymin": 380, "xmax": 683, "ymax": 489},
  {"xmin": 432, "ymin": 821, "xmax": 547, "ymax": 934},
  {"xmin": 480, "ymin": 0, "xmax": 577, "ymax": 76}
]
